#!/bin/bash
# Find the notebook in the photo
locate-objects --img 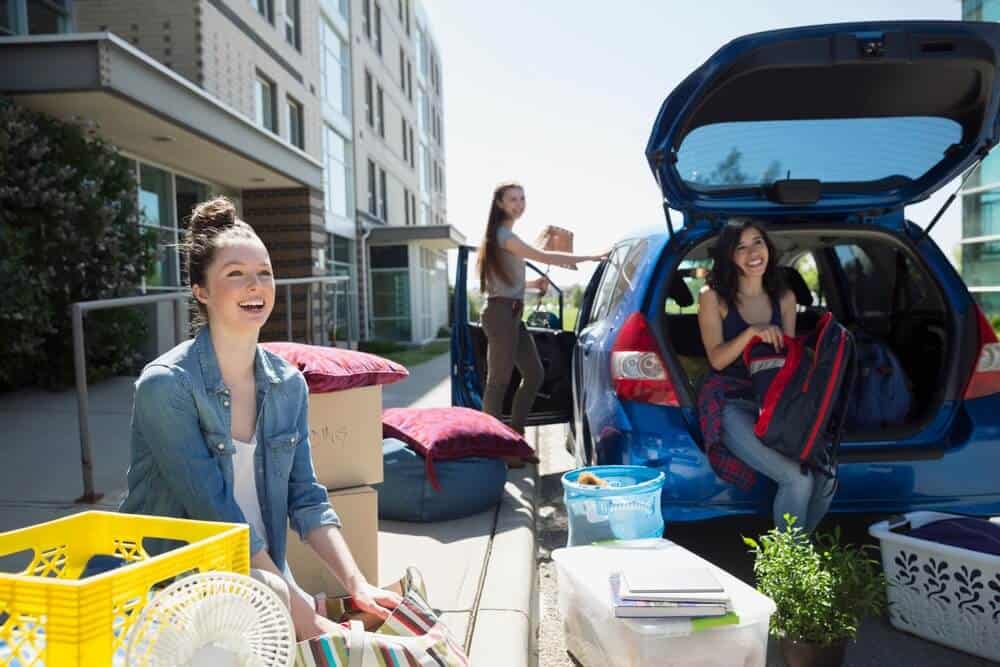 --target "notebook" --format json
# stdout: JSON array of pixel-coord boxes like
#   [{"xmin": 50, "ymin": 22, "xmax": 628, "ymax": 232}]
[
  {"xmin": 620, "ymin": 567, "xmax": 729, "ymax": 604},
  {"xmin": 609, "ymin": 573, "xmax": 731, "ymax": 619}
]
